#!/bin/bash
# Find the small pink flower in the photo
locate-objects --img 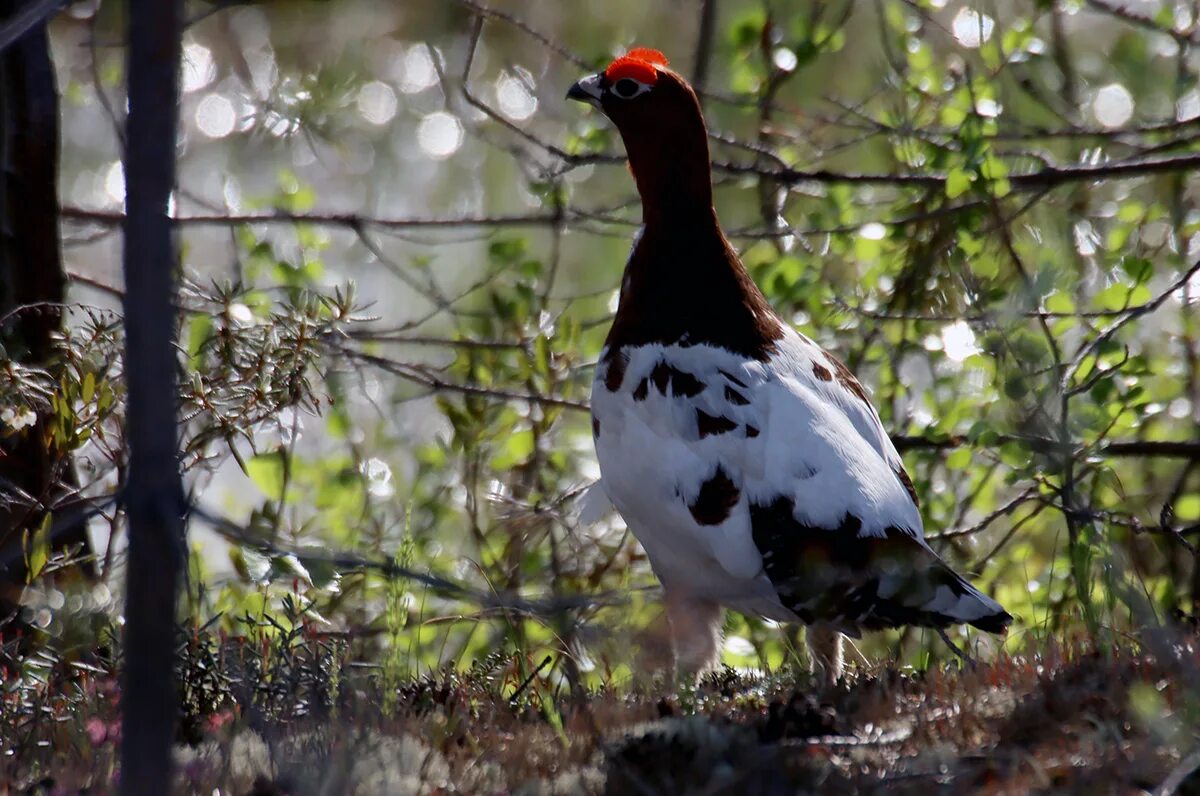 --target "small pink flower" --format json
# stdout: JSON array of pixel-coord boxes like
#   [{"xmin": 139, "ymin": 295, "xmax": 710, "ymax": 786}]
[
  {"xmin": 86, "ymin": 717, "xmax": 121, "ymax": 745},
  {"xmin": 206, "ymin": 710, "xmax": 235, "ymax": 732},
  {"xmin": 86, "ymin": 717, "xmax": 108, "ymax": 745}
]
